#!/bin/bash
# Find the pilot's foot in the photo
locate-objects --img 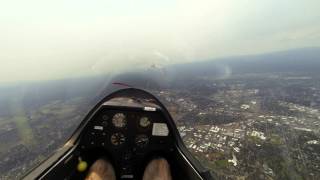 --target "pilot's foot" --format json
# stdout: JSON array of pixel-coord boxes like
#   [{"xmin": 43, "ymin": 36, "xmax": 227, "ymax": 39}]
[
  {"xmin": 143, "ymin": 158, "xmax": 172, "ymax": 180},
  {"xmin": 85, "ymin": 158, "xmax": 116, "ymax": 180}
]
